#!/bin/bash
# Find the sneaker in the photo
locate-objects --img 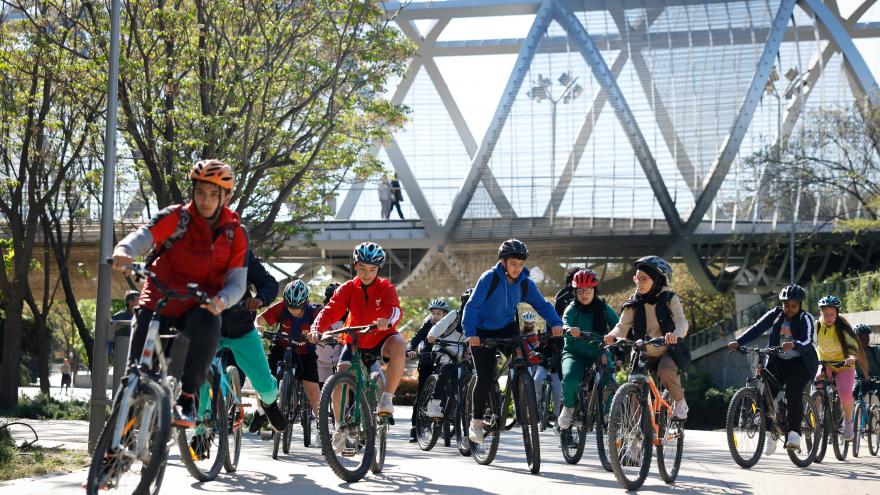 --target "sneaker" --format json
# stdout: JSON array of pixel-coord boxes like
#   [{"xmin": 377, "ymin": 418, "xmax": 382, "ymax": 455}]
[
  {"xmin": 558, "ymin": 406, "xmax": 575, "ymax": 430},
  {"xmin": 764, "ymin": 436, "xmax": 777, "ymax": 456},
  {"xmin": 408, "ymin": 428, "xmax": 417, "ymax": 443},
  {"xmin": 377, "ymin": 392, "xmax": 394, "ymax": 415},
  {"xmin": 331, "ymin": 429, "xmax": 347, "ymax": 455},
  {"xmin": 784, "ymin": 431, "xmax": 801, "ymax": 451},
  {"xmin": 671, "ymin": 399, "xmax": 689, "ymax": 421},
  {"xmin": 843, "ymin": 421, "xmax": 855, "ymax": 441},
  {"xmin": 248, "ymin": 411, "xmax": 266, "ymax": 433},
  {"xmin": 426, "ymin": 399, "xmax": 443, "ymax": 419},
  {"xmin": 261, "ymin": 400, "xmax": 288, "ymax": 433},
  {"xmin": 189, "ymin": 433, "xmax": 209, "ymax": 461},
  {"xmin": 172, "ymin": 395, "xmax": 196, "ymax": 429},
  {"xmin": 468, "ymin": 419, "xmax": 484, "ymax": 444}
]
